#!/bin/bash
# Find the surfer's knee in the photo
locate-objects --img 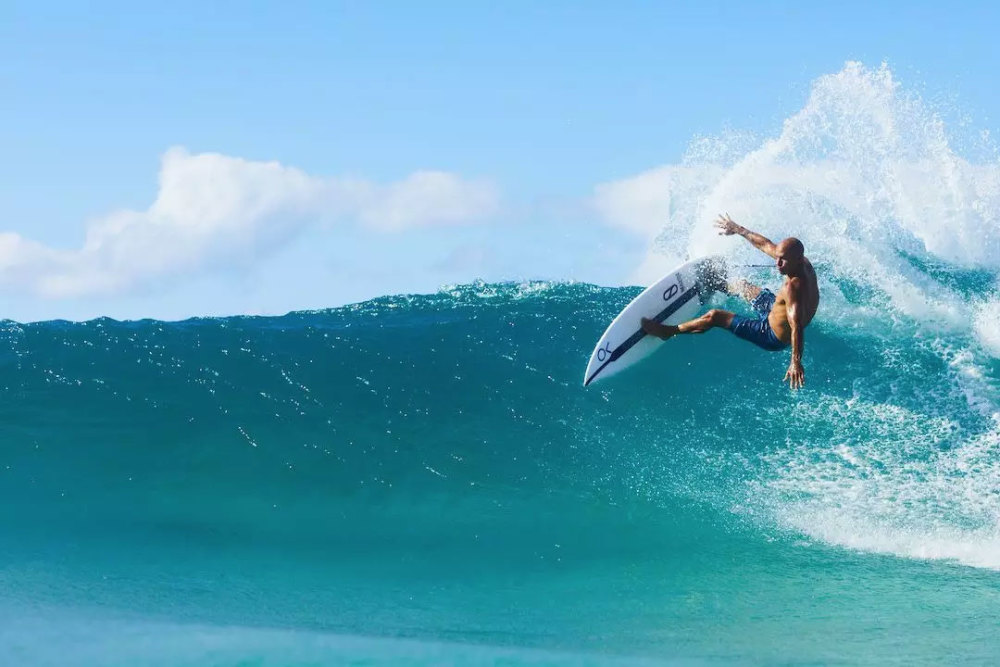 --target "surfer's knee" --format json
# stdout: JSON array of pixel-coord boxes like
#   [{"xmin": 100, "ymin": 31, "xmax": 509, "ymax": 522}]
[{"xmin": 706, "ymin": 309, "xmax": 733, "ymax": 328}]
